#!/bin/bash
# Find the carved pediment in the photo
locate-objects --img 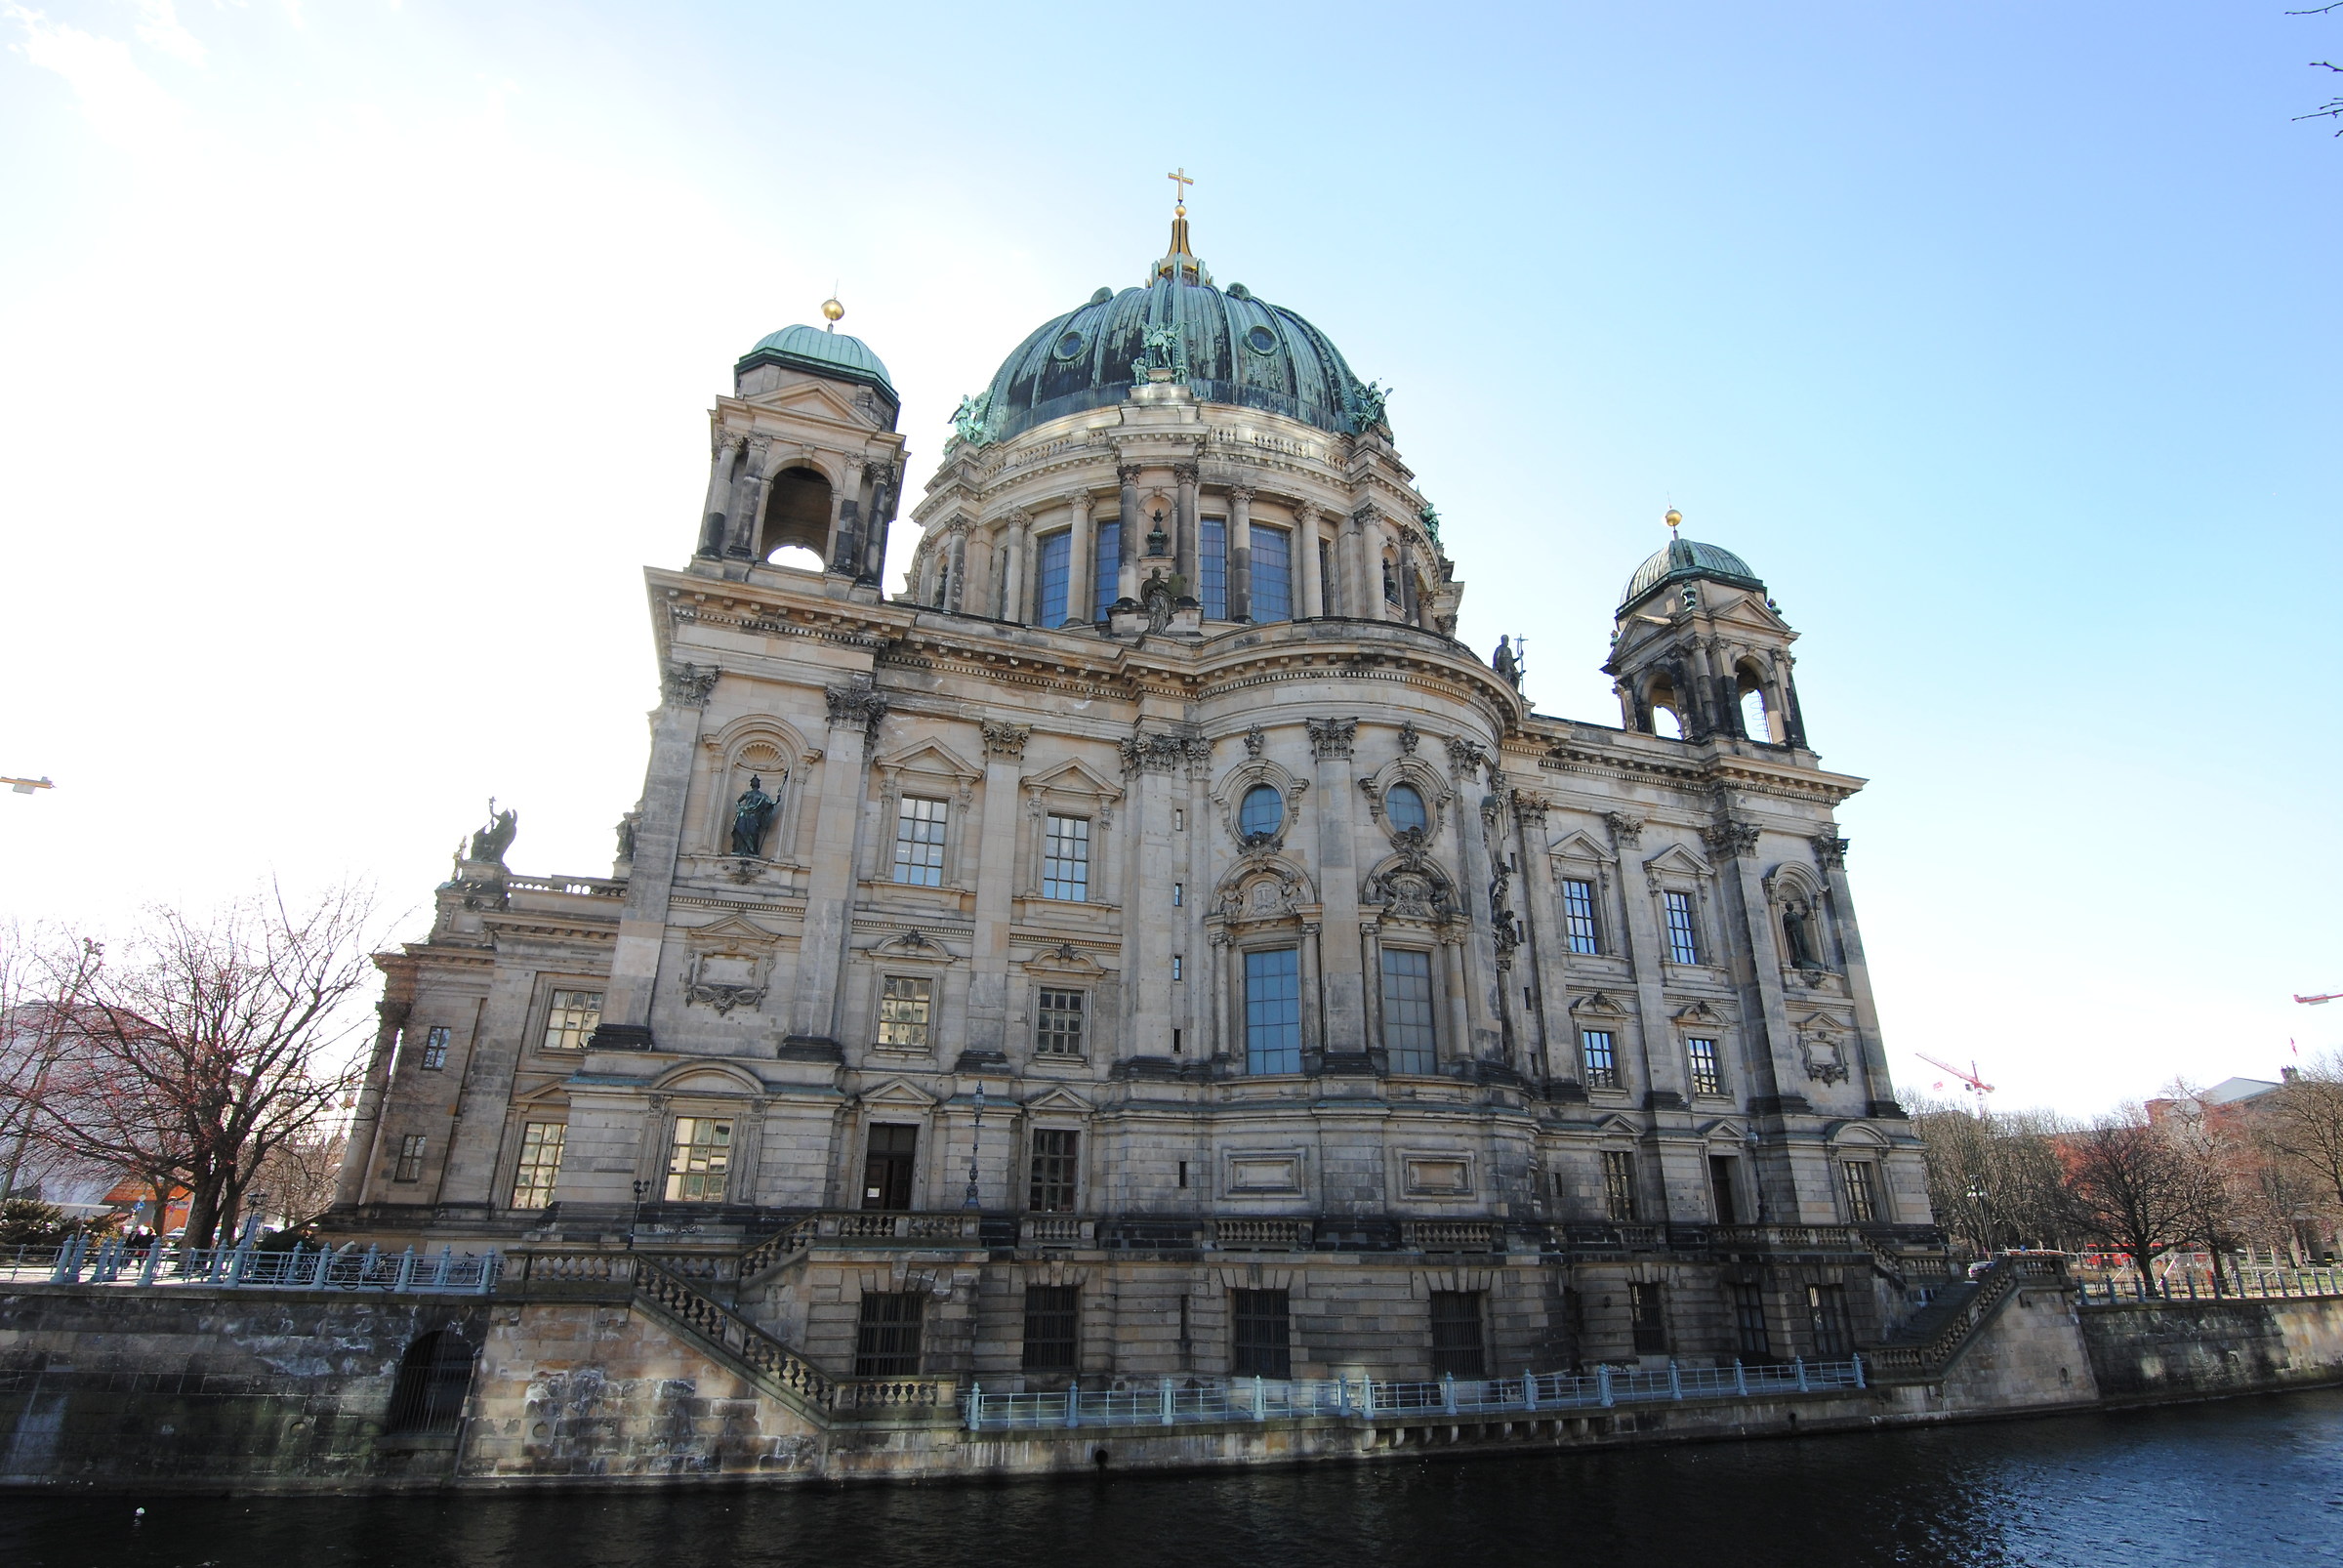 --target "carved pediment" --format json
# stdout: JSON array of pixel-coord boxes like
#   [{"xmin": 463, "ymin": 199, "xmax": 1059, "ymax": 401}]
[
  {"xmin": 650, "ymin": 1061, "xmax": 766, "ymax": 1096},
  {"xmin": 1571, "ymin": 990, "xmax": 1631, "ymax": 1018},
  {"xmin": 1022, "ymin": 758, "xmax": 1125, "ymax": 804},
  {"xmin": 1024, "ymin": 1085, "xmax": 1094, "ymax": 1114},
  {"xmin": 873, "ymin": 738, "xmax": 981, "ymax": 783},
  {"xmin": 861, "ymin": 1077, "xmax": 939, "ymax": 1109},
  {"xmin": 1672, "ymin": 999, "xmax": 1729, "ymax": 1025},
  {"xmin": 1644, "ymin": 843, "xmax": 1715, "ymax": 880},
  {"xmin": 871, "ymin": 928, "xmax": 960, "ymax": 964},
  {"xmin": 1022, "ymin": 941, "xmax": 1106, "ymax": 976}
]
